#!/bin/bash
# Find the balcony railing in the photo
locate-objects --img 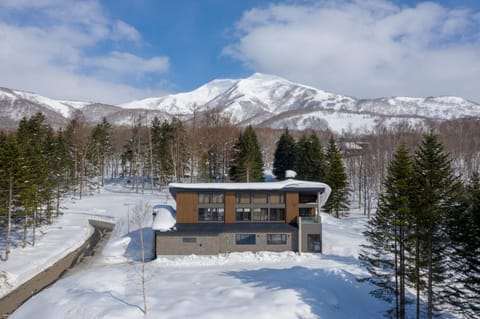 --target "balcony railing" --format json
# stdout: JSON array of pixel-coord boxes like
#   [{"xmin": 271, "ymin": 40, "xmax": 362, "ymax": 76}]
[{"xmin": 298, "ymin": 216, "xmax": 321, "ymax": 224}]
